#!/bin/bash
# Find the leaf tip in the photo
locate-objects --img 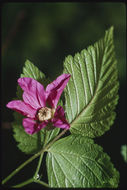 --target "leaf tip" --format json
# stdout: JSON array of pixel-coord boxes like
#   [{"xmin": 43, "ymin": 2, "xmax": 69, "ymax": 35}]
[
  {"xmin": 105, "ymin": 26, "xmax": 114, "ymax": 41},
  {"xmin": 24, "ymin": 59, "xmax": 29, "ymax": 65}
]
